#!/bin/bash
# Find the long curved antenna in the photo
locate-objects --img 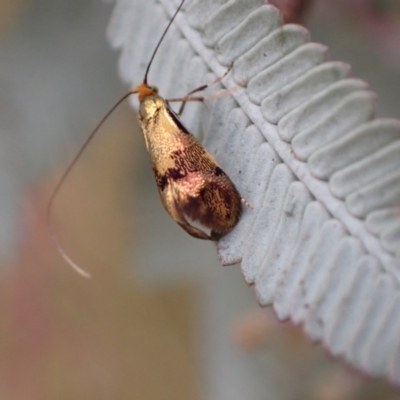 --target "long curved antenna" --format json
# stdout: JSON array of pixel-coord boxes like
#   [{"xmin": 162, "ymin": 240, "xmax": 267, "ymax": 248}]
[
  {"xmin": 143, "ymin": 0, "xmax": 185, "ymax": 85},
  {"xmin": 47, "ymin": 90, "xmax": 136, "ymax": 278}
]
